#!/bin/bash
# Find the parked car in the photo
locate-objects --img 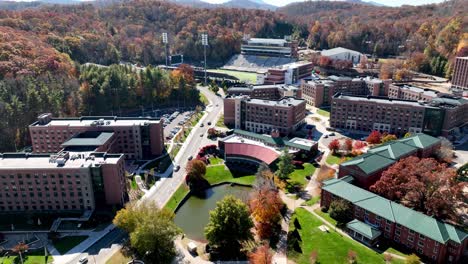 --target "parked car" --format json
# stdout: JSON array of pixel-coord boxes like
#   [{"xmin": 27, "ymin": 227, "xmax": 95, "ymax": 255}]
[
  {"xmin": 174, "ymin": 165, "xmax": 181, "ymax": 172},
  {"xmin": 200, "ymin": 133, "xmax": 204, "ymax": 137},
  {"xmin": 329, "ymin": 133, "xmax": 336, "ymax": 136},
  {"xmin": 207, "ymin": 122, "xmax": 212, "ymax": 125},
  {"xmin": 200, "ymin": 123, "xmax": 204, "ymax": 127},
  {"xmin": 188, "ymin": 156, "xmax": 193, "ymax": 161}
]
